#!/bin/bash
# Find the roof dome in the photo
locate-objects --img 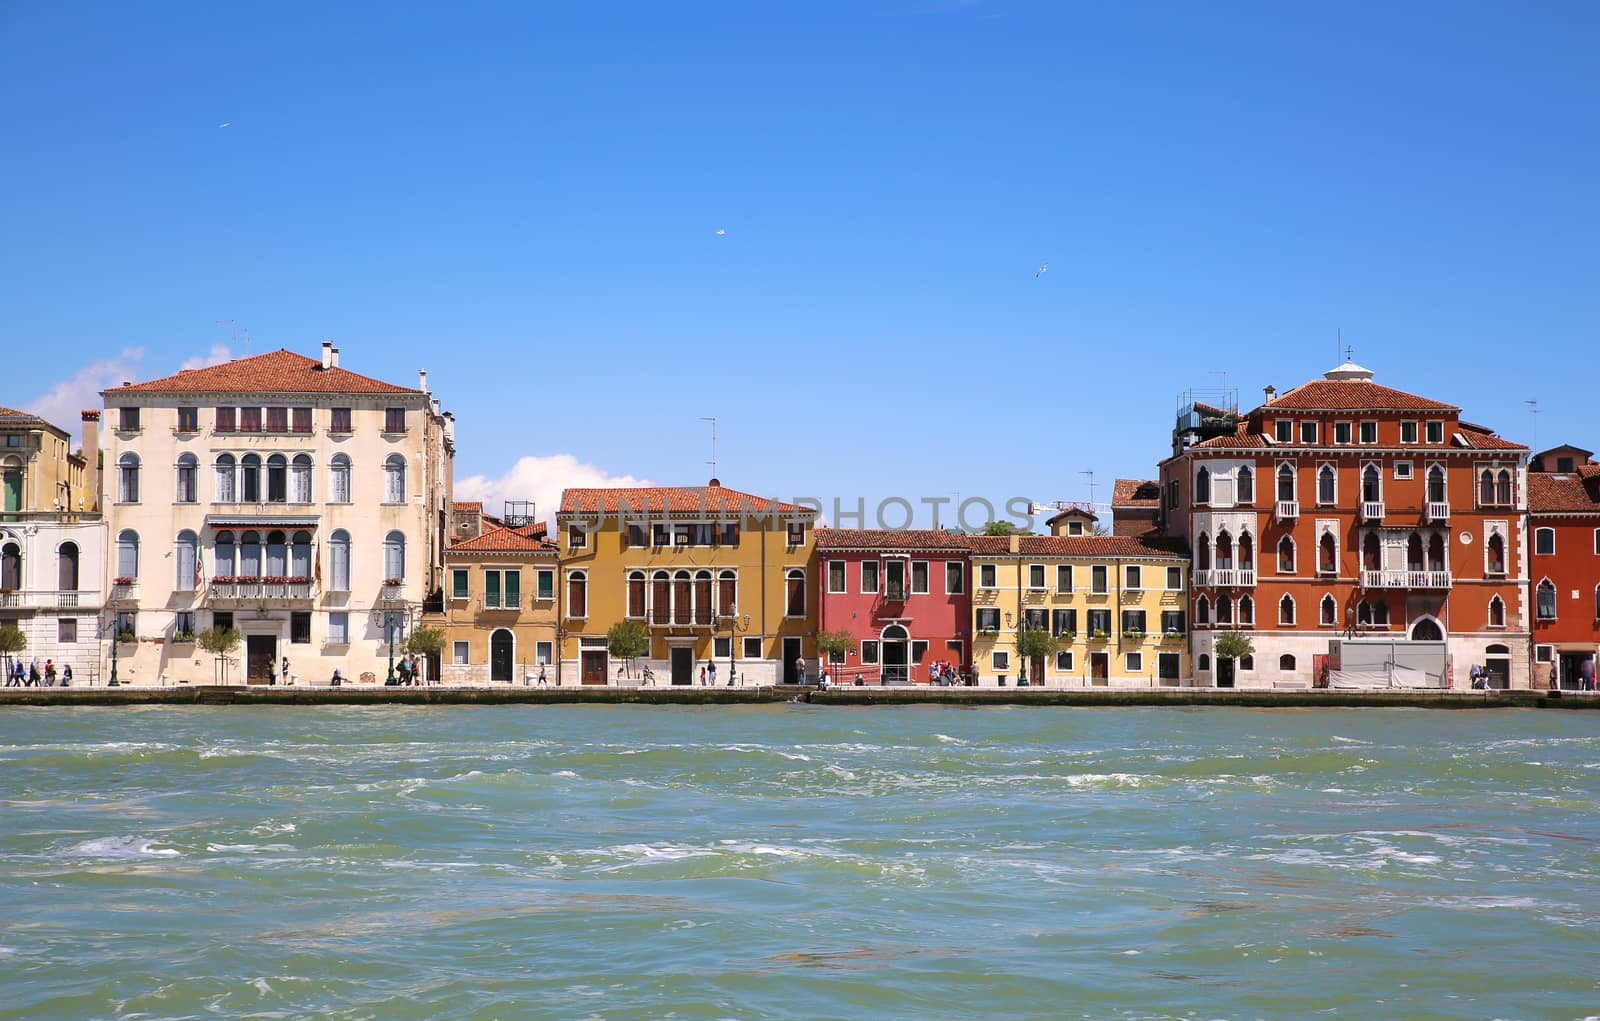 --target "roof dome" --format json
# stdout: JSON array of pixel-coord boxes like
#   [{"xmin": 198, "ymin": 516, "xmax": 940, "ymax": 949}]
[{"xmin": 1323, "ymin": 360, "xmax": 1375, "ymax": 381}]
